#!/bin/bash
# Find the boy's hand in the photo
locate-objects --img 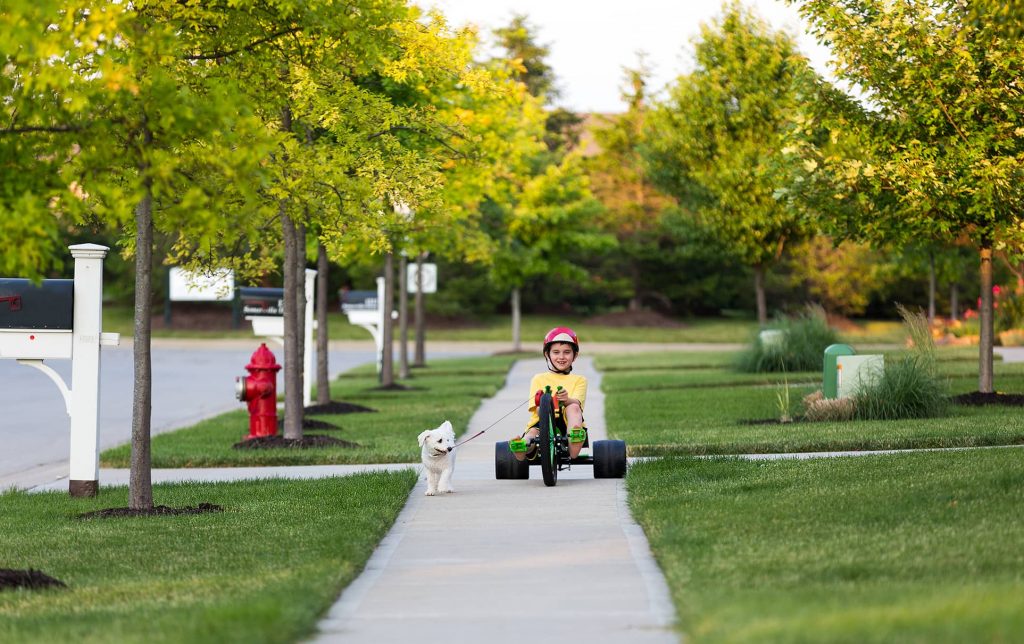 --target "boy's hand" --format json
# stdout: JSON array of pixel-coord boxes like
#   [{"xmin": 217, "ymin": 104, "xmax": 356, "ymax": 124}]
[{"xmin": 555, "ymin": 388, "xmax": 569, "ymax": 404}]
